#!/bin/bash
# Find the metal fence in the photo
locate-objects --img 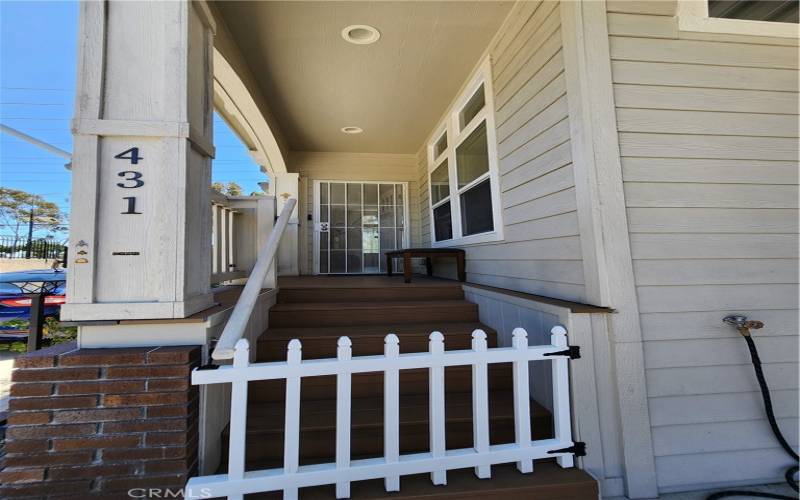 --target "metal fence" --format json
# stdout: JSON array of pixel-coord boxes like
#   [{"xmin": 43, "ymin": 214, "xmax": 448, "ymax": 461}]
[{"xmin": 0, "ymin": 236, "xmax": 67, "ymax": 261}]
